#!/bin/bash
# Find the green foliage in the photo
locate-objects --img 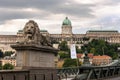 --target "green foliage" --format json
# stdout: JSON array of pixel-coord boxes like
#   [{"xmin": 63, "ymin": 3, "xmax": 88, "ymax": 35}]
[
  {"xmin": 112, "ymin": 52, "xmax": 118, "ymax": 59},
  {"xmin": 81, "ymin": 39, "xmax": 119, "ymax": 59},
  {"xmin": 51, "ymin": 40, "xmax": 59, "ymax": 44},
  {"xmin": 58, "ymin": 51, "xmax": 70, "ymax": 59},
  {"xmin": 63, "ymin": 58, "xmax": 80, "ymax": 67},
  {"xmin": 4, "ymin": 51, "xmax": 14, "ymax": 57},
  {"xmin": 83, "ymin": 37, "xmax": 89, "ymax": 41},
  {"xmin": 0, "ymin": 64, "xmax": 2, "ymax": 70},
  {"xmin": 0, "ymin": 50, "xmax": 3, "ymax": 58},
  {"xmin": 76, "ymin": 46, "xmax": 83, "ymax": 53},
  {"xmin": 3, "ymin": 63, "xmax": 14, "ymax": 70},
  {"xmin": 76, "ymin": 42, "xmax": 81, "ymax": 44},
  {"xmin": 90, "ymin": 48, "xmax": 95, "ymax": 54},
  {"xmin": 58, "ymin": 41, "xmax": 69, "ymax": 51}
]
